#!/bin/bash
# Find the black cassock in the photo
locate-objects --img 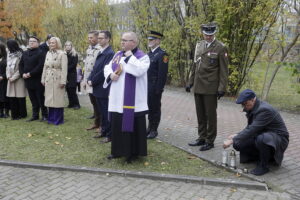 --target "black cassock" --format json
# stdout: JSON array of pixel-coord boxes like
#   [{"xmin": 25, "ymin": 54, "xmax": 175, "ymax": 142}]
[
  {"xmin": 110, "ymin": 112, "xmax": 147, "ymax": 157},
  {"xmin": 233, "ymin": 99, "xmax": 289, "ymax": 166}
]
